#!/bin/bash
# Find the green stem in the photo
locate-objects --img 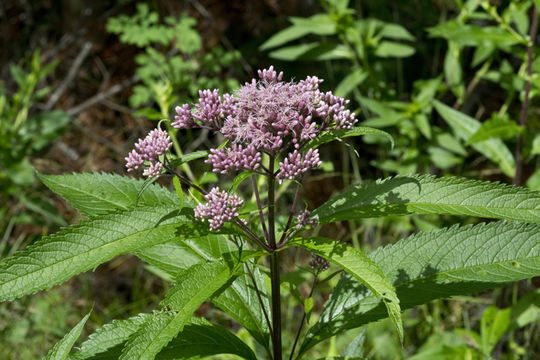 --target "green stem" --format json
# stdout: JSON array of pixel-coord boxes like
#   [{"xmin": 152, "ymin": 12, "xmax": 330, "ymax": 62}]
[{"xmin": 165, "ymin": 123, "xmax": 195, "ymax": 181}]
